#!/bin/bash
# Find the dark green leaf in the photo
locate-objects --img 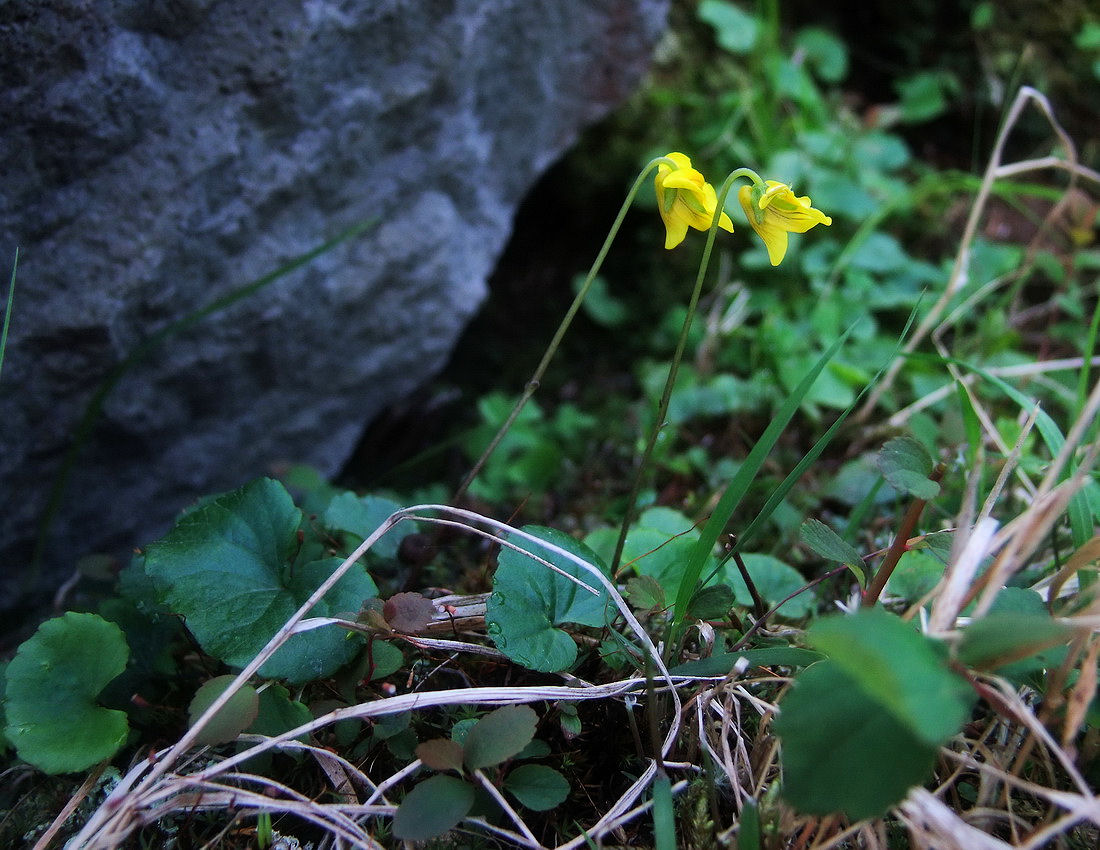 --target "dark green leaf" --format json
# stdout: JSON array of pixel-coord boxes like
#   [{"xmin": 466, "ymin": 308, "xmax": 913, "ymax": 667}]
[
  {"xmin": 807, "ymin": 609, "xmax": 974, "ymax": 746},
  {"xmin": 800, "ymin": 519, "xmax": 866, "ymax": 585},
  {"xmin": 189, "ymin": 675, "xmax": 259, "ymax": 746},
  {"xmin": 144, "ymin": 479, "xmax": 377, "ymax": 683},
  {"xmin": 776, "ymin": 660, "xmax": 940, "ymax": 819},
  {"xmin": 723, "ymin": 555, "xmax": 815, "ymax": 618},
  {"xmin": 959, "ymin": 613, "xmax": 1073, "ymax": 671},
  {"xmin": 4, "ymin": 613, "xmax": 129, "ymax": 774},
  {"xmin": 248, "ymin": 684, "xmax": 312, "ymax": 741},
  {"xmin": 463, "ymin": 706, "xmax": 538, "ymax": 770},
  {"xmin": 392, "ymin": 774, "xmax": 475, "ymax": 841},
  {"xmin": 487, "ymin": 526, "xmax": 612, "ymax": 672},
  {"xmin": 503, "ymin": 764, "xmax": 570, "ymax": 811},
  {"xmin": 877, "ymin": 436, "xmax": 940, "ymax": 500},
  {"xmin": 626, "ymin": 575, "xmax": 666, "ymax": 612},
  {"xmin": 687, "ymin": 583, "xmax": 736, "ymax": 620},
  {"xmin": 321, "ymin": 492, "xmax": 407, "ymax": 560}
]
